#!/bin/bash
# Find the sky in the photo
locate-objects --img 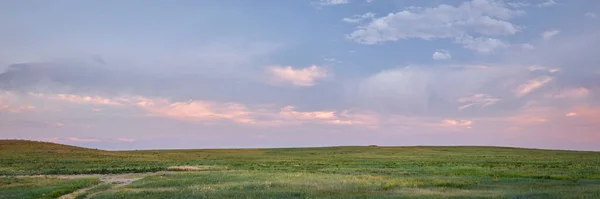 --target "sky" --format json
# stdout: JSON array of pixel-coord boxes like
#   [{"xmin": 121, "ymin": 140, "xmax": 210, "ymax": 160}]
[{"xmin": 1, "ymin": 0, "xmax": 599, "ymax": 150}]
